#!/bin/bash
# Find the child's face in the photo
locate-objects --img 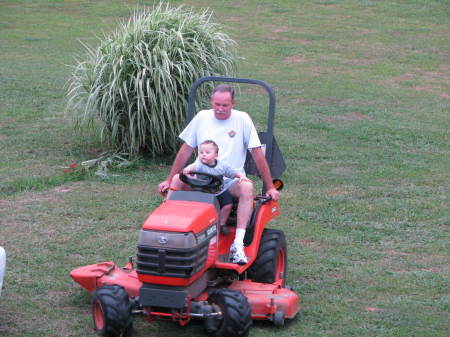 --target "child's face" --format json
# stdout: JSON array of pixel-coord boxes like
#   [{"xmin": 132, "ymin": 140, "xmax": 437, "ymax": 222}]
[{"xmin": 199, "ymin": 143, "xmax": 218, "ymax": 165}]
